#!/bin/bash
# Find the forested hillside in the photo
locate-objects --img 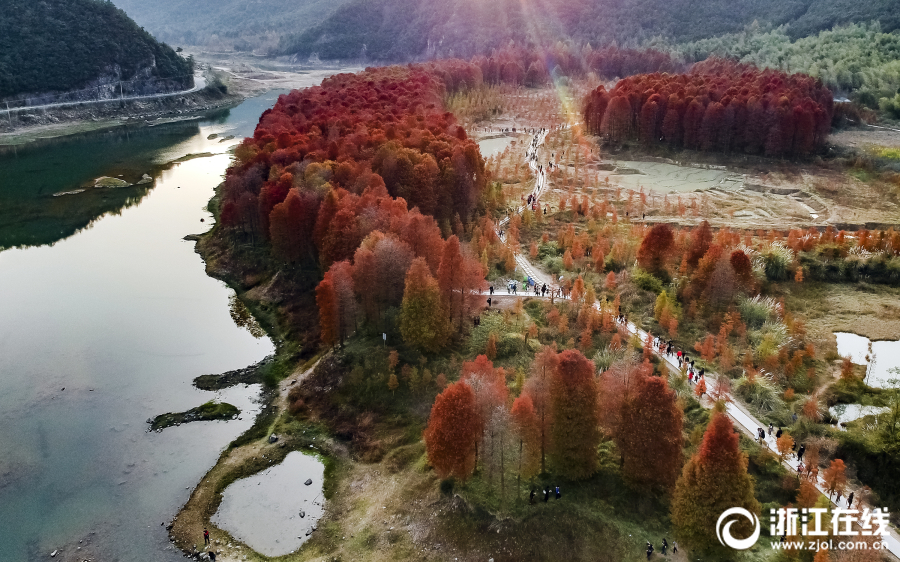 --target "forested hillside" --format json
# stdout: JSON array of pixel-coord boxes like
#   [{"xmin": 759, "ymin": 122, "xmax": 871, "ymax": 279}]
[
  {"xmin": 667, "ymin": 23, "xmax": 900, "ymax": 112},
  {"xmin": 280, "ymin": 0, "xmax": 900, "ymax": 62},
  {"xmin": 111, "ymin": 0, "xmax": 353, "ymax": 52},
  {"xmin": 0, "ymin": 0, "xmax": 192, "ymax": 99}
]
